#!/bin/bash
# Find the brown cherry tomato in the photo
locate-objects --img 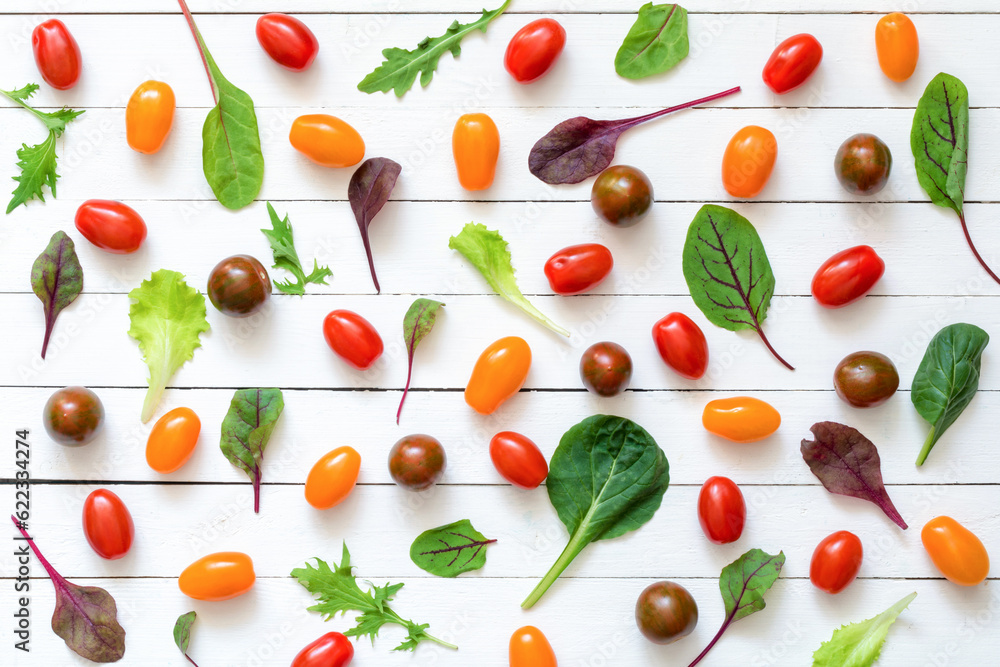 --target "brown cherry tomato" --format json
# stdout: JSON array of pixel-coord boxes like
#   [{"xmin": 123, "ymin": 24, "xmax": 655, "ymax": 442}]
[
  {"xmin": 702, "ymin": 397, "xmax": 780, "ymax": 443},
  {"xmin": 256, "ymin": 13, "xmax": 319, "ymax": 72},
  {"xmin": 509, "ymin": 626, "xmax": 557, "ymax": 667},
  {"xmin": 305, "ymin": 446, "xmax": 361, "ymax": 509},
  {"xmin": 126, "ymin": 80, "xmax": 176, "ymax": 154},
  {"xmin": 82, "ymin": 489, "xmax": 134, "ymax": 560},
  {"xmin": 580, "ymin": 341, "xmax": 632, "ymax": 397},
  {"xmin": 722, "ymin": 126, "xmax": 778, "ymax": 199},
  {"xmin": 811, "ymin": 245, "xmax": 885, "ymax": 308},
  {"xmin": 43, "ymin": 386, "xmax": 104, "ymax": 446},
  {"xmin": 810, "ymin": 530, "xmax": 863, "ymax": 594},
  {"xmin": 75, "ymin": 200, "xmax": 147, "ymax": 254},
  {"xmin": 291, "ymin": 632, "xmax": 354, "ymax": 667},
  {"xmin": 922, "ymin": 516, "xmax": 990, "ymax": 586},
  {"xmin": 835, "ymin": 133, "xmax": 892, "ymax": 196},
  {"xmin": 146, "ymin": 407, "xmax": 201, "ymax": 473},
  {"xmin": 504, "ymin": 18, "xmax": 566, "ymax": 83},
  {"xmin": 489, "ymin": 431, "xmax": 548, "ymax": 489},
  {"xmin": 634, "ymin": 581, "xmax": 698, "ymax": 645},
  {"xmin": 452, "ymin": 113, "xmax": 500, "ymax": 191},
  {"xmin": 591, "ymin": 165, "xmax": 653, "ymax": 227},
  {"xmin": 652, "ymin": 312, "xmax": 709, "ymax": 380},
  {"xmin": 875, "ymin": 13, "xmax": 919, "ymax": 82},
  {"xmin": 833, "ymin": 351, "xmax": 899, "ymax": 408},
  {"xmin": 290, "ymin": 114, "xmax": 365, "ymax": 168},
  {"xmin": 697, "ymin": 476, "xmax": 746, "ymax": 545},
  {"xmin": 32, "ymin": 19, "xmax": 81, "ymax": 90},
  {"xmin": 179, "ymin": 552, "xmax": 255, "ymax": 601},
  {"xmin": 465, "ymin": 336, "xmax": 532, "ymax": 414},
  {"xmin": 544, "ymin": 243, "xmax": 613, "ymax": 295},
  {"xmin": 762, "ymin": 33, "xmax": 823, "ymax": 94},
  {"xmin": 388, "ymin": 434, "xmax": 446, "ymax": 491},
  {"xmin": 322, "ymin": 309, "xmax": 384, "ymax": 370},
  {"xmin": 207, "ymin": 255, "xmax": 272, "ymax": 317}
]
